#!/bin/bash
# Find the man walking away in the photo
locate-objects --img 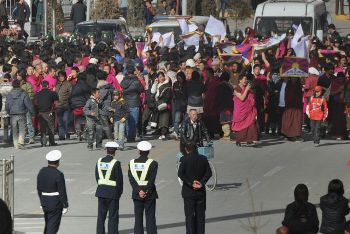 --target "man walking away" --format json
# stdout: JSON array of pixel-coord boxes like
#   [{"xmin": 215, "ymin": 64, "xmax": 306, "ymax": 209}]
[
  {"xmin": 6, "ymin": 79, "xmax": 34, "ymax": 149},
  {"xmin": 35, "ymin": 80, "xmax": 59, "ymax": 147},
  {"xmin": 37, "ymin": 150, "xmax": 69, "ymax": 234},
  {"xmin": 95, "ymin": 142, "xmax": 123, "ymax": 234},
  {"xmin": 178, "ymin": 143, "xmax": 212, "ymax": 234},
  {"xmin": 70, "ymin": 0, "xmax": 87, "ymax": 26}
]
